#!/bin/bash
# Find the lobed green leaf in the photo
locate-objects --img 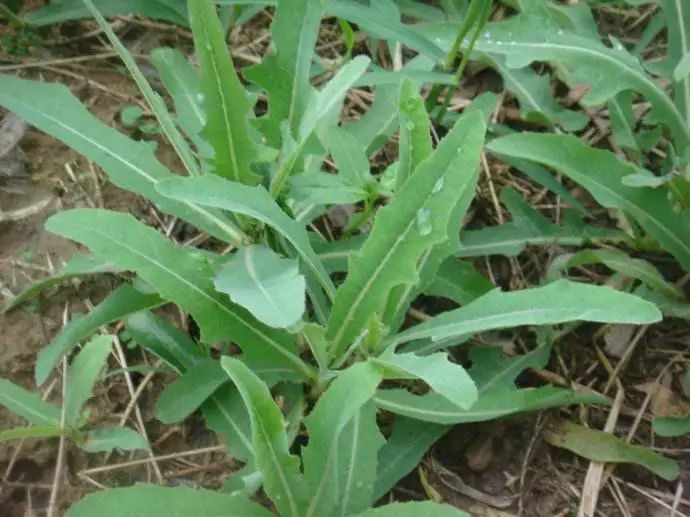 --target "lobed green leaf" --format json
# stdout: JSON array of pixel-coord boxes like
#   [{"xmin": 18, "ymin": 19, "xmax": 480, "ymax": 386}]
[
  {"xmin": 221, "ymin": 357, "xmax": 309, "ymax": 517},
  {"xmin": 189, "ymin": 0, "xmax": 260, "ymax": 185},
  {"xmin": 46, "ymin": 209, "xmax": 313, "ymax": 382},
  {"xmin": 488, "ymin": 133, "xmax": 690, "ymax": 273},
  {"xmin": 302, "ymin": 362, "xmax": 384, "ymax": 516},
  {"xmin": 214, "ymin": 246, "xmax": 306, "ymax": 329},
  {"xmin": 0, "ymin": 74, "xmax": 246, "ymax": 246},
  {"xmin": 64, "ymin": 334, "xmax": 112, "ymax": 426},
  {"xmin": 155, "ymin": 360, "xmax": 228, "ymax": 424},
  {"xmin": 327, "ymin": 111, "xmax": 486, "ymax": 360},
  {"xmin": 391, "ymin": 279, "xmax": 661, "ymax": 347}
]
